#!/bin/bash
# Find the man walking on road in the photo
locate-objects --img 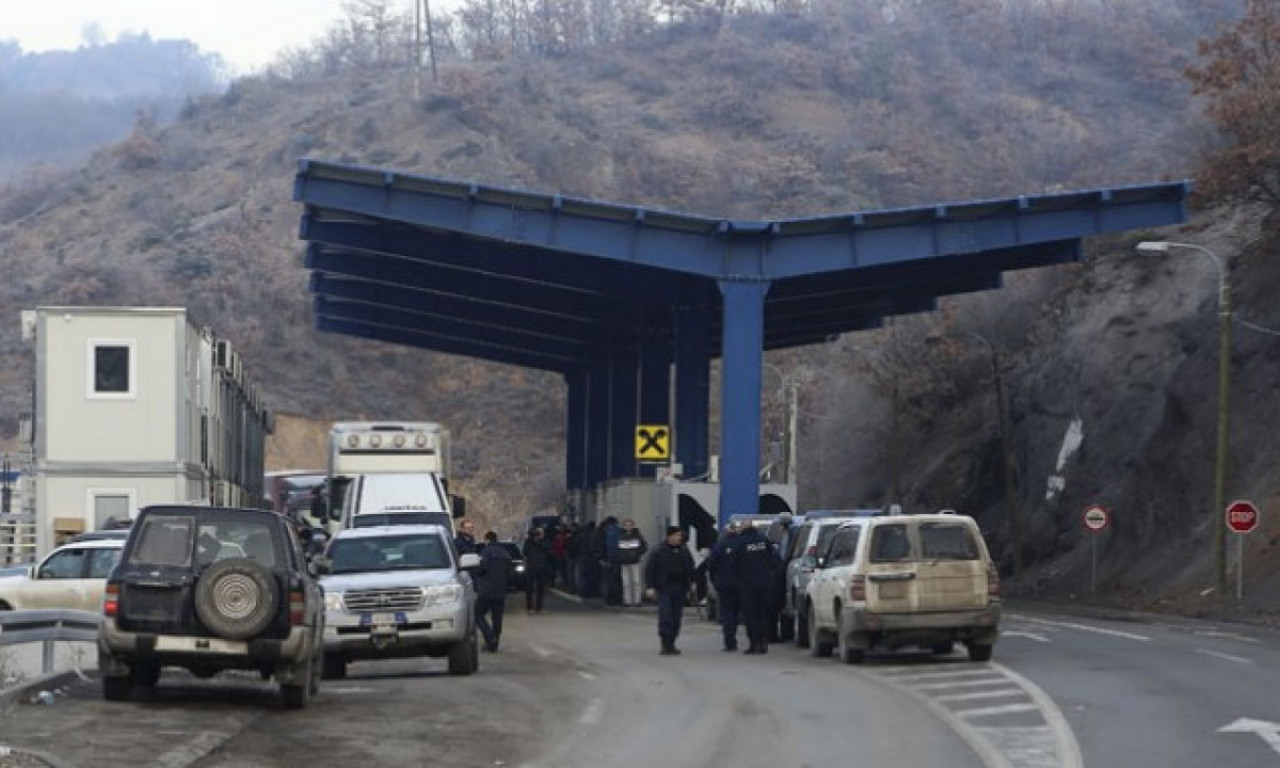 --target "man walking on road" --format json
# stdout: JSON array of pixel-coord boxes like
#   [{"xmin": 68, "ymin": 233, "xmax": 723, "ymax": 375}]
[
  {"xmin": 699, "ymin": 520, "xmax": 743, "ymax": 651},
  {"xmin": 475, "ymin": 531, "xmax": 511, "ymax": 652},
  {"xmin": 732, "ymin": 521, "xmax": 779, "ymax": 654},
  {"xmin": 644, "ymin": 526, "xmax": 695, "ymax": 656}
]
